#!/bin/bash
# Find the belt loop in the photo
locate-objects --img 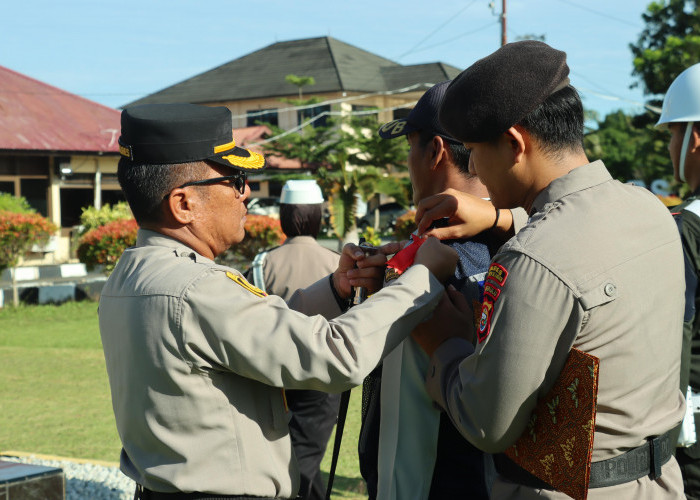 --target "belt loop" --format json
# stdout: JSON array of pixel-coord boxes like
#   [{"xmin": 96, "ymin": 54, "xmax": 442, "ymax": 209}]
[{"xmin": 649, "ymin": 436, "xmax": 663, "ymax": 480}]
